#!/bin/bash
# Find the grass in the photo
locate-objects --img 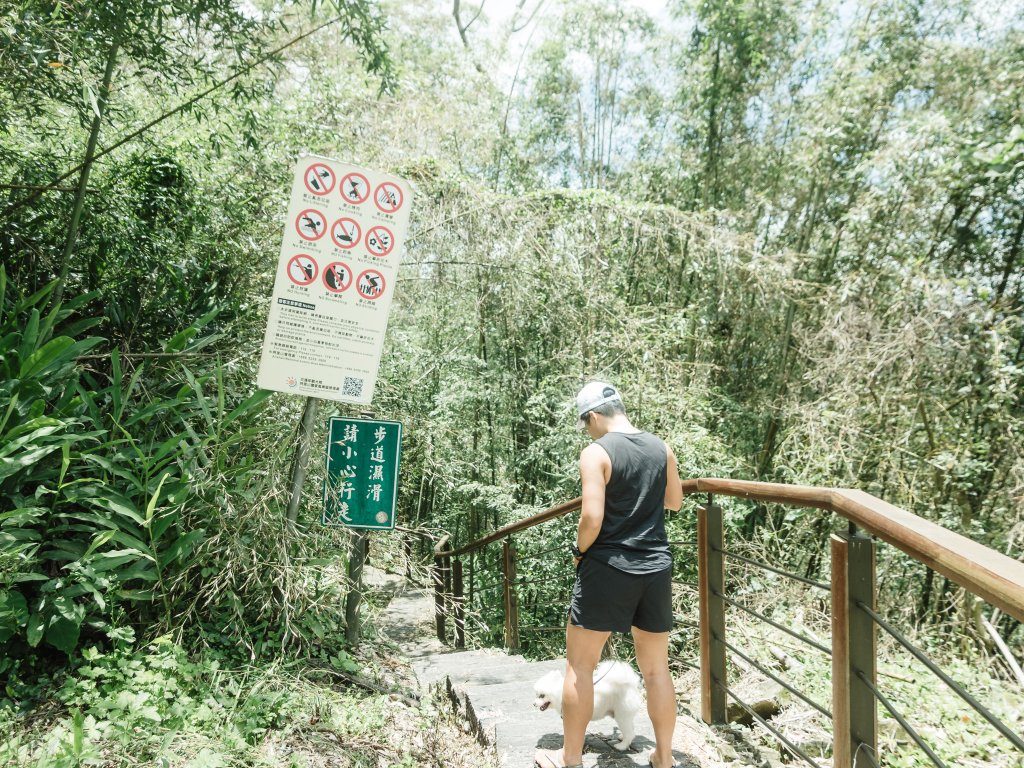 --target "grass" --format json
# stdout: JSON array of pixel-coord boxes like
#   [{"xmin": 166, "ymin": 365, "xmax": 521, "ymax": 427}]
[{"xmin": 0, "ymin": 543, "xmax": 499, "ymax": 768}]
